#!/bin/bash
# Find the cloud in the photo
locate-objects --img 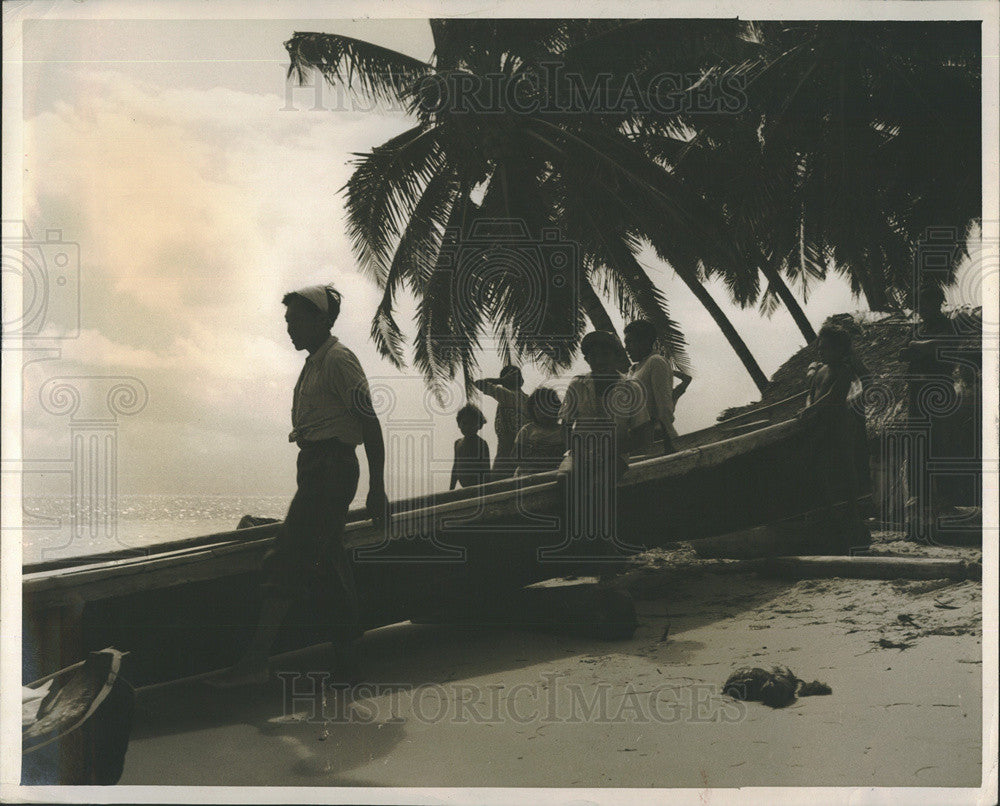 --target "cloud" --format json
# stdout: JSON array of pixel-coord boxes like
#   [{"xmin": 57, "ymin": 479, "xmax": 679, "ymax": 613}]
[
  {"xmin": 22, "ymin": 51, "xmax": 948, "ymax": 498},
  {"xmin": 20, "ymin": 66, "xmax": 421, "ymax": 493}
]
